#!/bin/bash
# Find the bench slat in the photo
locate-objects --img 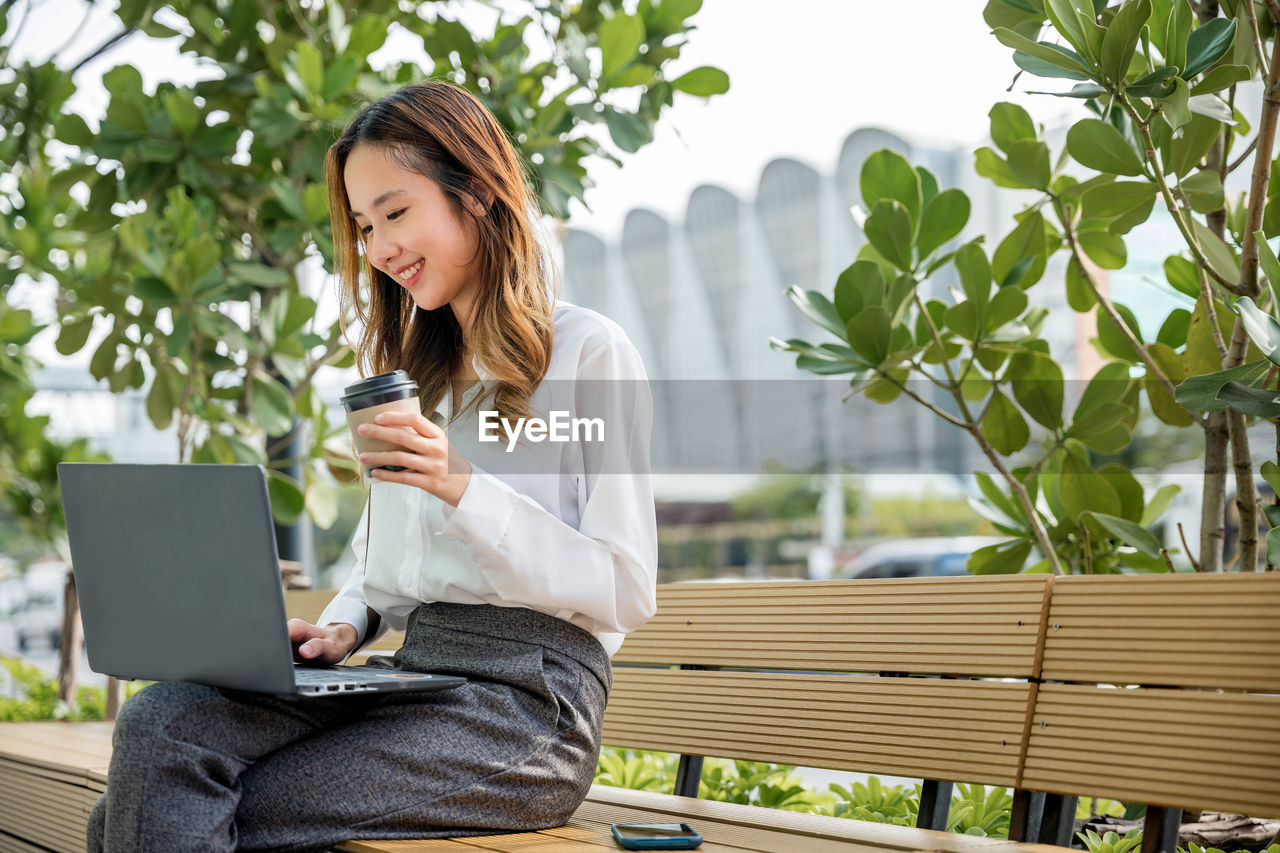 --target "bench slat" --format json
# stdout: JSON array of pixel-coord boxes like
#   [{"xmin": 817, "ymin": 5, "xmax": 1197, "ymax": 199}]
[
  {"xmin": 1021, "ymin": 682, "xmax": 1280, "ymax": 814},
  {"xmin": 1040, "ymin": 574, "xmax": 1280, "ymax": 690},
  {"xmin": 613, "ymin": 576, "xmax": 1049, "ymax": 676},
  {"xmin": 603, "ymin": 668, "xmax": 1029, "ymax": 787}
]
